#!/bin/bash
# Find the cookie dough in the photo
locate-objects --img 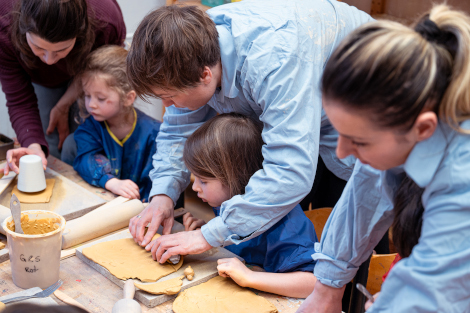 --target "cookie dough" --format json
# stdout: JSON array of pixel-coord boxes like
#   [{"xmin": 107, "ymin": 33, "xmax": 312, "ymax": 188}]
[
  {"xmin": 82, "ymin": 234, "xmax": 183, "ymax": 282},
  {"xmin": 12, "ymin": 179, "xmax": 55, "ymax": 203},
  {"xmin": 7, "ymin": 214, "xmax": 60, "ymax": 235},
  {"xmin": 173, "ymin": 276, "xmax": 278, "ymax": 313},
  {"xmin": 135, "ymin": 275, "xmax": 184, "ymax": 295},
  {"xmin": 183, "ymin": 266, "xmax": 194, "ymax": 280},
  {"xmin": 0, "ymin": 301, "xmax": 4, "ymax": 312}
]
